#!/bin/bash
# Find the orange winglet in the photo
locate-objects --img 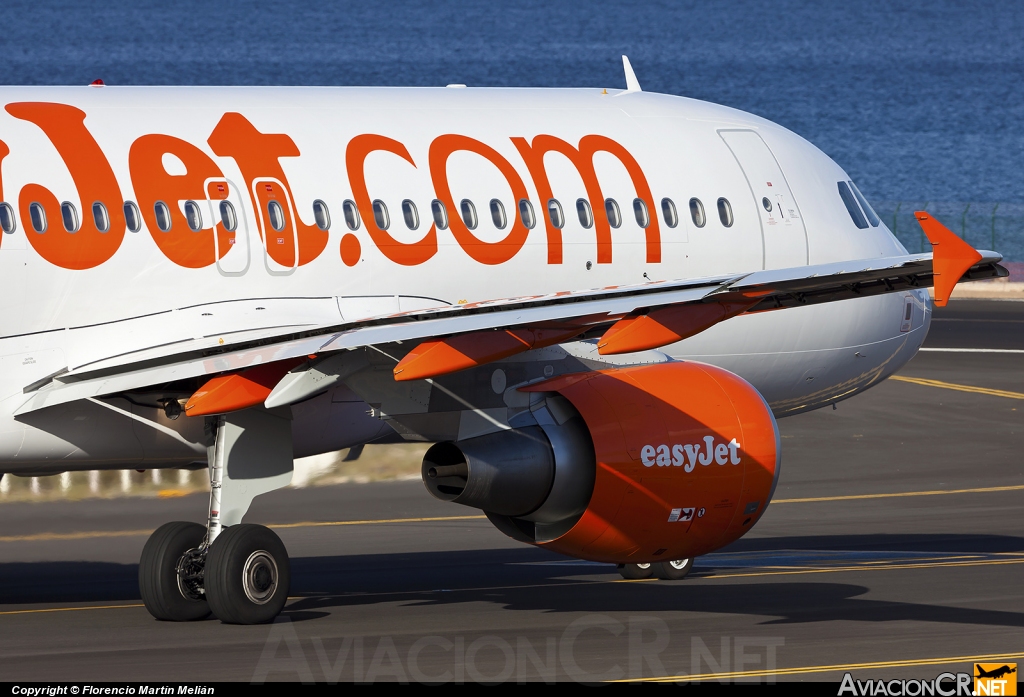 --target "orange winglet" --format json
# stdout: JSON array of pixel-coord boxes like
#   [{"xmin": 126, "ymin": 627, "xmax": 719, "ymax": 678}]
[
  {"xmin": 185, "ymin": 358, "xmax": 304, "ymax": 417},
  {"xmin": 914, "ymin": 211, "xmax": 983, "ymax": 307},
  {"xmin": 597, "ymin": 301, "xmax": 754, "ymax": 355},
  {"xmin": 393, "ymin": 327, "xmax": 582, "ymax": 382}
]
